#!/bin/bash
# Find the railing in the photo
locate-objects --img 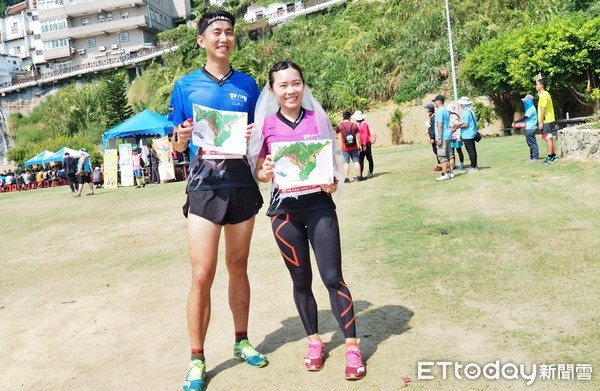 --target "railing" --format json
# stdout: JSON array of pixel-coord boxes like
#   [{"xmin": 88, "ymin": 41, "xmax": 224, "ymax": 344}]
[
  {"xmin": 246, "ymin": 0, "xmax": 345, "ymax": 23},
  {"xmin": 0, "ymin": 43, "xmax": 176, "ymax": 90},
  {"xmin": 42, "ymin": 15, "xmax": 149, "ymax": 41}
]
